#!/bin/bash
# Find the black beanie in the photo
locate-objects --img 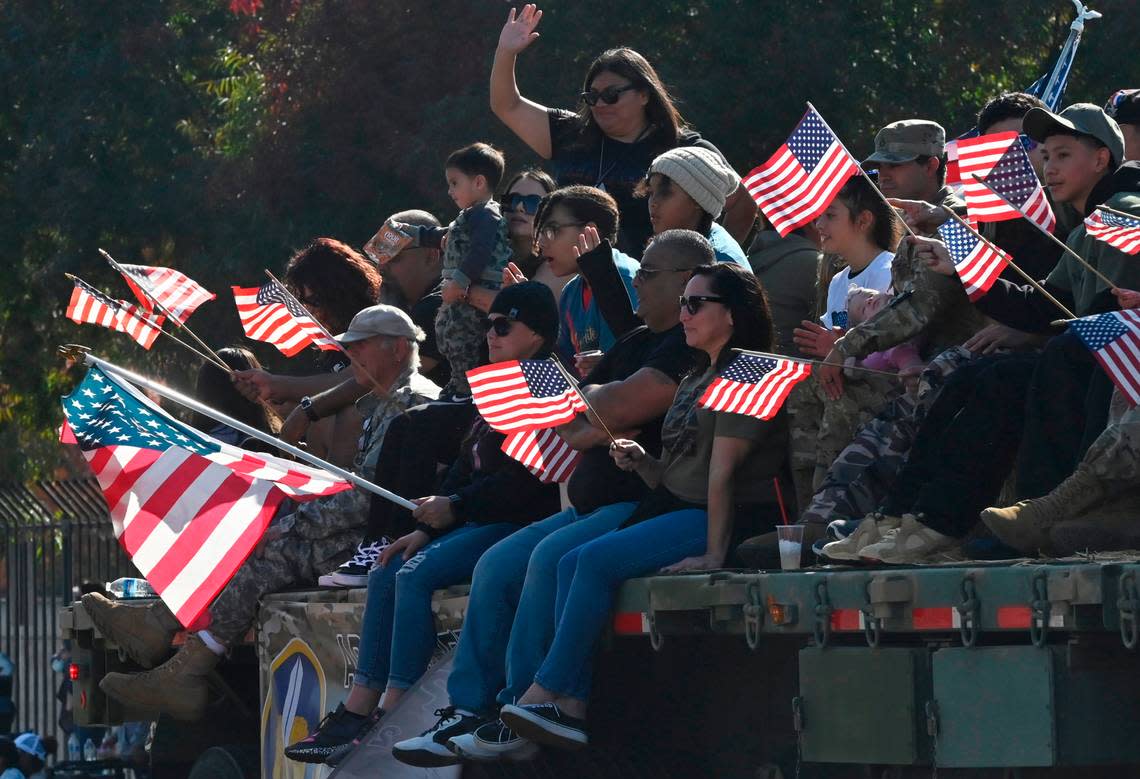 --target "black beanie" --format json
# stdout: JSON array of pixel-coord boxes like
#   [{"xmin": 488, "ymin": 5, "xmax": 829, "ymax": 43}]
[{"xmin": 490, "ymin": 282, "xmax": 560, "ymax": 347}]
